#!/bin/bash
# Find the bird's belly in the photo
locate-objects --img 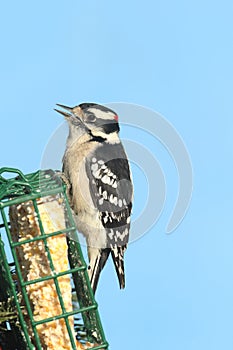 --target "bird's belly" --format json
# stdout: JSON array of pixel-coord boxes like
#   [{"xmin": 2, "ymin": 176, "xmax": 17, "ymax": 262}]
[
  {"xmin": 66, "ymin": 155, "xmax": 107, "ymax": 249},
  {"xmin": 71, "ymin": 166, "xmax": 95, "ymax": 214},
  {"xmin": 72, "ymin": 184, "xmax": 107, "ymax": 249},
  {"xmin": 74, "ymin": 210, "xmax": 107, "ymax": 249}
]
